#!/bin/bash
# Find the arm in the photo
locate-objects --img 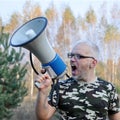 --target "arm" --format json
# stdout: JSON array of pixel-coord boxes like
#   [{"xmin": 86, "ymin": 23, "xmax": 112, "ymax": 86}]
[
  {"xmin": 35, "ymin": 72, "xmax": 56, "ymax": 120},
  {"xmin": 109, "ymin": 112, "xmax": 120, "ymax": 120}
]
